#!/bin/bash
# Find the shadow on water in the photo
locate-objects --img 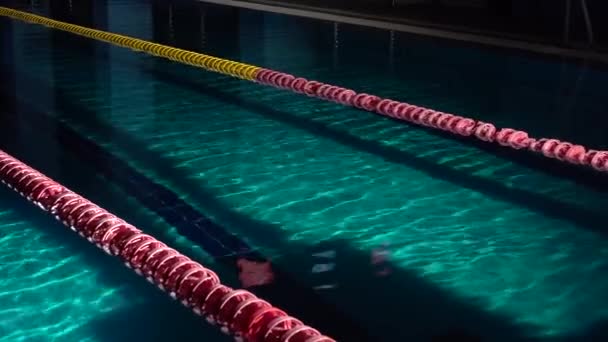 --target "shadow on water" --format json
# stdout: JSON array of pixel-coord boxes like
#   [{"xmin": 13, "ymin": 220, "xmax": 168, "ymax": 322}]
[
  {"xmin": 561, "ymin": 321, "xmax": 608, "ymax": 342},
  {"xmin": 3, "ymin": 76, "xmax": 580, "ymax": 341},
  {"xmin": 140, "ymin": 65, "xmax": 608, "ymax": 236}
]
